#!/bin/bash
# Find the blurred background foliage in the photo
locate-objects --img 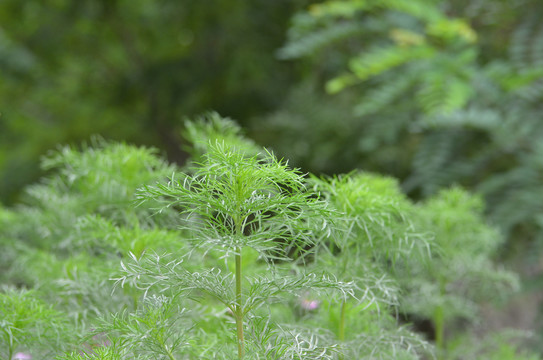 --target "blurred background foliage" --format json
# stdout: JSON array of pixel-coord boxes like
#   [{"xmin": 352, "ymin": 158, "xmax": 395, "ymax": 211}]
[
  {"xmin": 2, "ymin": 0, "xmax": 543, "ymax": 353},
  {"xmin": 261, "ymin": 0, "xmax": 543, "ymax": 255},
  {"xmin": 0, "ymin": 0, "xmax": 308, "ymax": 204}
]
